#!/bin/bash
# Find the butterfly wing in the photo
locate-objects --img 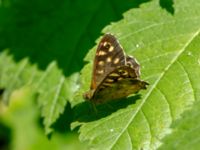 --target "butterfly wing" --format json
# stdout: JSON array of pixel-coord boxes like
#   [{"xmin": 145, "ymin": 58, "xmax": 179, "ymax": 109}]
[
  {"xmin": 126, "ymin": 55, "xmax": 141, "ymax": 78},
  {"xmin": 90, "ymin": 34, "xmax": 126, "ymax": 90},
  {"xmin": 92, "ymin": 66, "xmax": 148, "ymax": 104},
  {"xmin": 83, "ymin": 33, "xmax": 148, "ymax": 102}
]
